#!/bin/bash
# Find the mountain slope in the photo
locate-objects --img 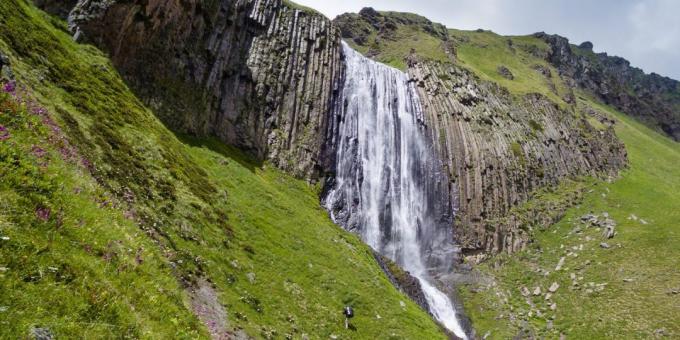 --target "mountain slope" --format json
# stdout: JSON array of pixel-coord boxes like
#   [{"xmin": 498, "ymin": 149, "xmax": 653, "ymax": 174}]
[
  {"xmin": 460, "ymin": 96, "xmax": 680, "ymax": 339},
  {"xmin": 447, "ymin": 27, "xmax": 680, "ymax": 340},
  {"xmin": 334, "ymin": 9, "xmax": 627, "ymax": 255},
  {"xmin": 0, "ymin": 1, "xmax": 447, "ymax": 338},
  {"xmin": 335, "ymin": 8, "xmax": 679, "ymax": 339}
]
